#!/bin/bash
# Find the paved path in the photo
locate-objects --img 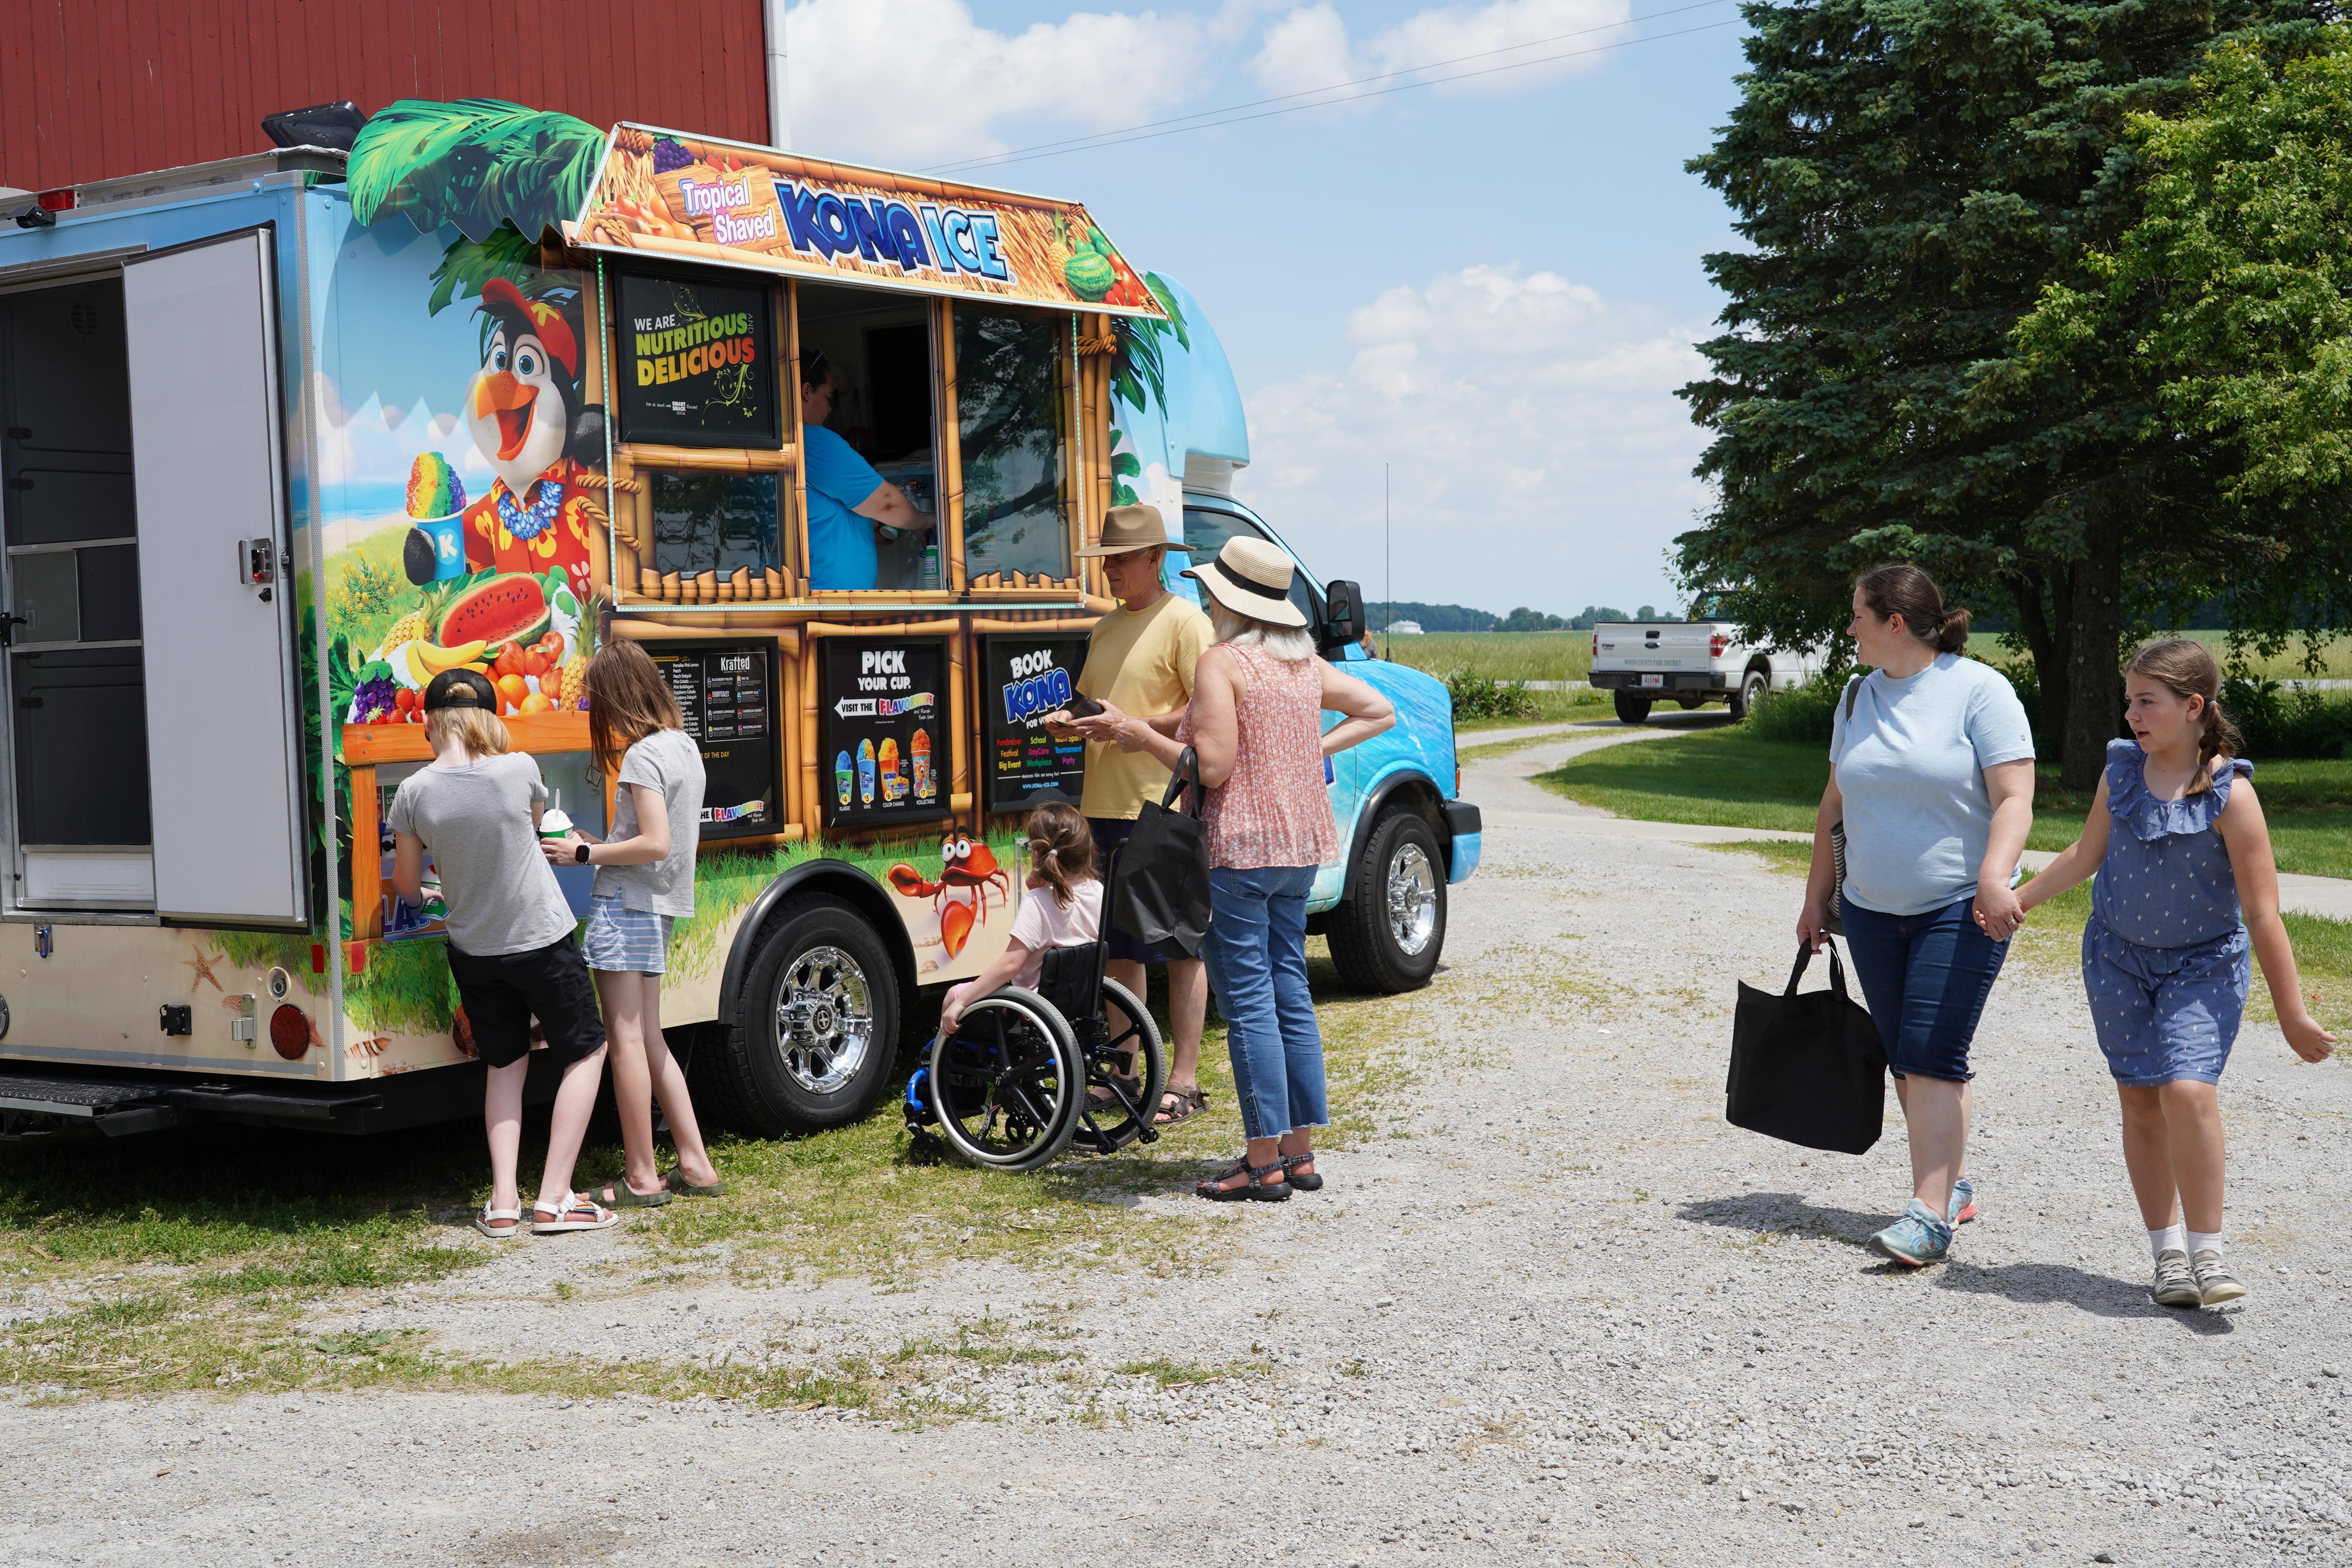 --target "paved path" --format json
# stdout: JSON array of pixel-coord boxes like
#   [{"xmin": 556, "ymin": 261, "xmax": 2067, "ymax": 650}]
[
  {"xmin": 1492, "ymin": 725, "xmax": 2352, "ymax": 923},
  {"xmin": 4, "ymin": 733, "xmax": 2348, "ymax": 1566}
]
